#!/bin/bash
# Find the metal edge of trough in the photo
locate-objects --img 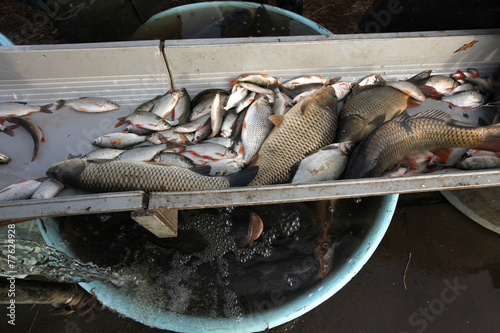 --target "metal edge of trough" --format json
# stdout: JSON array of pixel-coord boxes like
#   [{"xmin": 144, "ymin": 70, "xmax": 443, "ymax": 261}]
[{"xmin": 148, "ymin": 170, "xmax": 500, "ymax": 210}]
